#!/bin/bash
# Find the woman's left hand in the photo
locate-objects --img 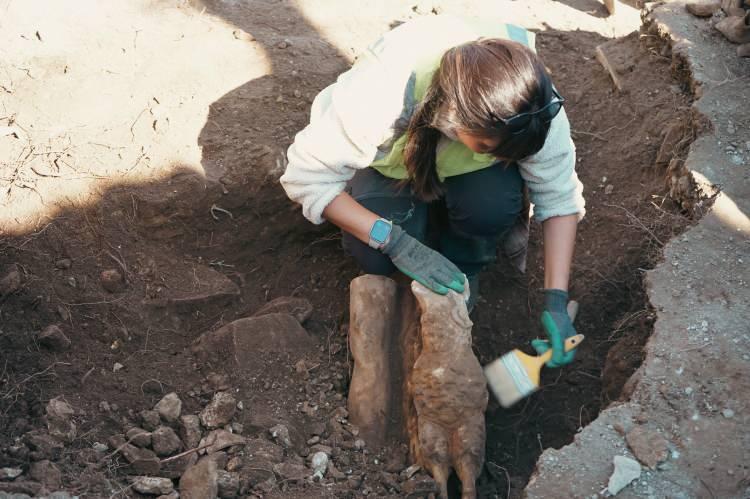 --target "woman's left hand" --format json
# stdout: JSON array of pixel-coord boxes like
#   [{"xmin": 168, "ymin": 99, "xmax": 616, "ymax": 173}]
[{"xmin": 531, "ymin": 289, "xmax": 578, "ymax": 367}]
